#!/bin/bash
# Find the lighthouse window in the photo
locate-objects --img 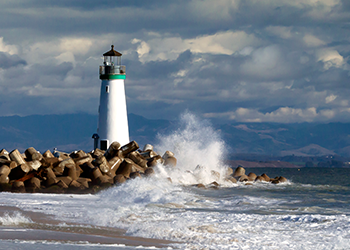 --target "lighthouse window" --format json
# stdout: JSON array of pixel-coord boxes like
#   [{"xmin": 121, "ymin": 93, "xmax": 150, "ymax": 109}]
[{"xmin": 106, "ymin": 85, "xmax": 109, "ymax": 93}]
